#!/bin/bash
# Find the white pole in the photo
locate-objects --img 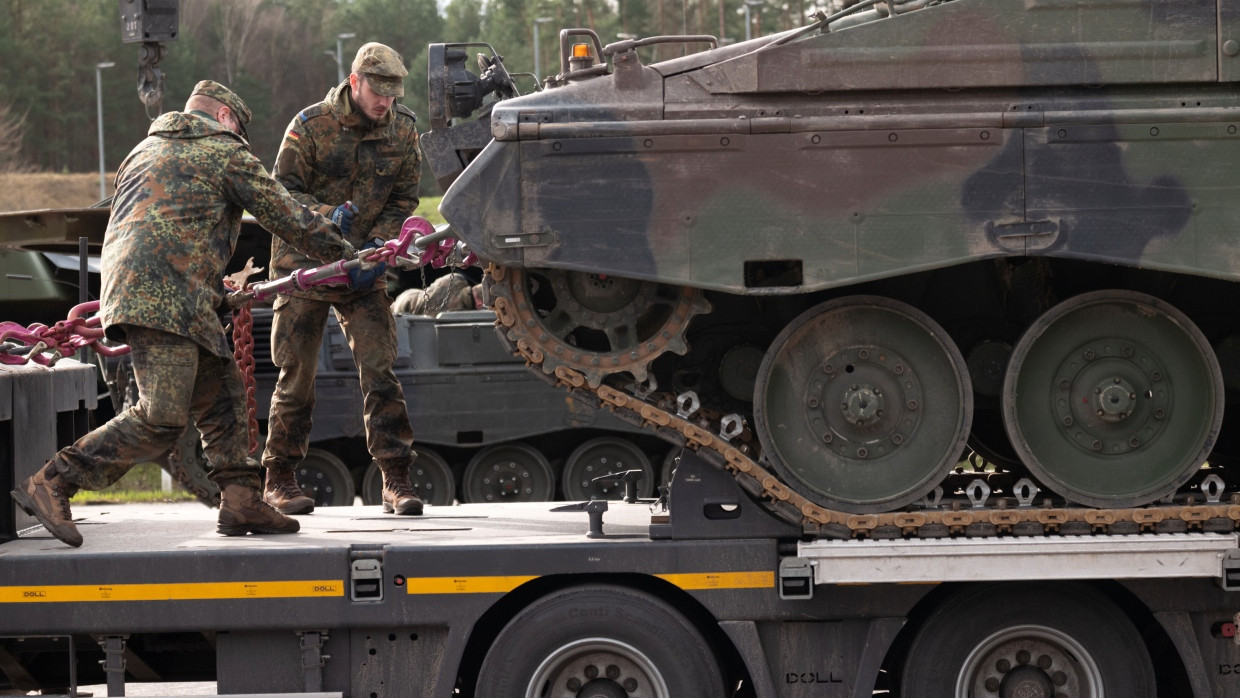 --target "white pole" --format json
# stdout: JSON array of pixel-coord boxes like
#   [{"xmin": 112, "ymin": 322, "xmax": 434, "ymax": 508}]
[
  {"xmin": 534, "ymin": 18, "xmax": 553, "ymax": 81},
  {"xmin": 336, "ymin": 33, "xmax": 356, "ymax": 83},
  {"xmin": 96, "ymin": 62, "xmax": 115, "ymax": 201}
]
